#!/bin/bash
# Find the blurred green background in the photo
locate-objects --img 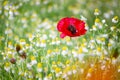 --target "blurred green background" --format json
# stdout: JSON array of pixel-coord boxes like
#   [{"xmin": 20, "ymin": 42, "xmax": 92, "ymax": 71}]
[
  {"xmin": 0, "ymin": 0, "xmax": 120, "ymax": 49},
  {"xmin": 0, "ymin": 1, "xmax": 120, "ymax": 79}
]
